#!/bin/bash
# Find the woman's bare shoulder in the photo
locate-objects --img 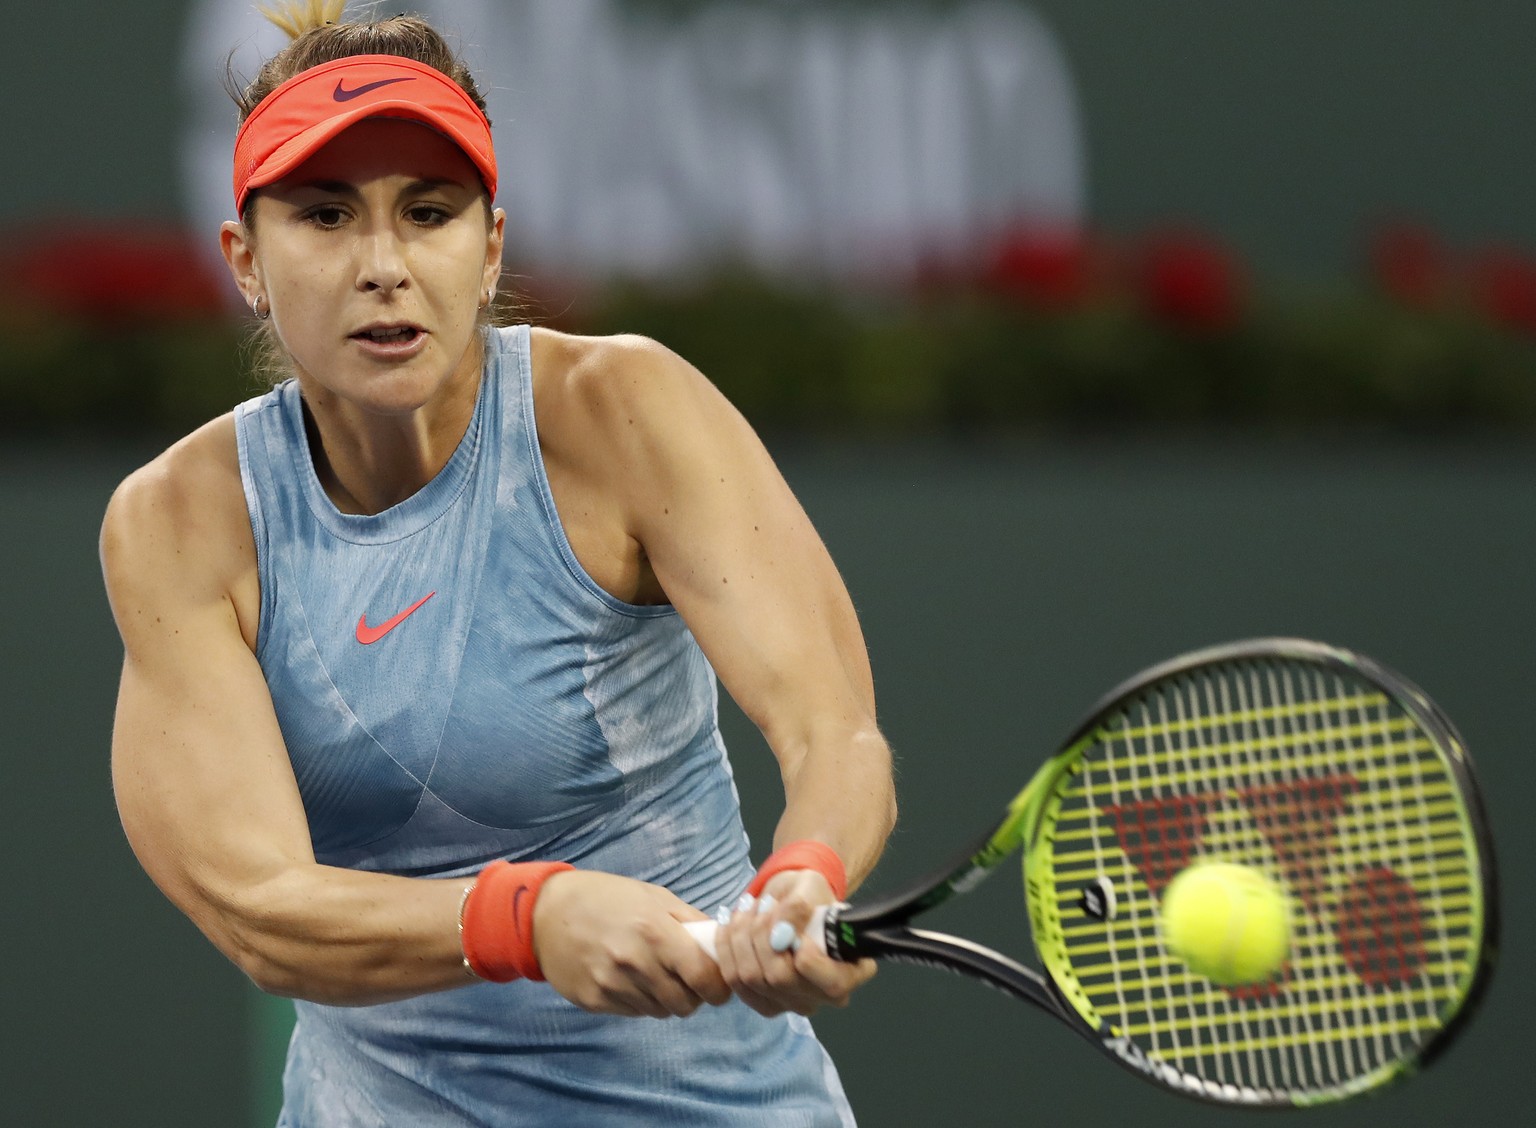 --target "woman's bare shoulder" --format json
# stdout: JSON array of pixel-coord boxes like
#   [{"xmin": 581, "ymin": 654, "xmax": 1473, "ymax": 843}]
[
  {"xmin": 528, "ymin": 326, "xmax": 717, "ymax": 435},
  {"xmin": 101, "ymin": 414, "xmax": 255, "ymax": 615},
  {"xmin": 107, "ymin": 414, "xmax": 243, "ymax": 529},
  {"xmin": 529, "ymin": 325, "xmax": 682, "ymax": 386}
]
